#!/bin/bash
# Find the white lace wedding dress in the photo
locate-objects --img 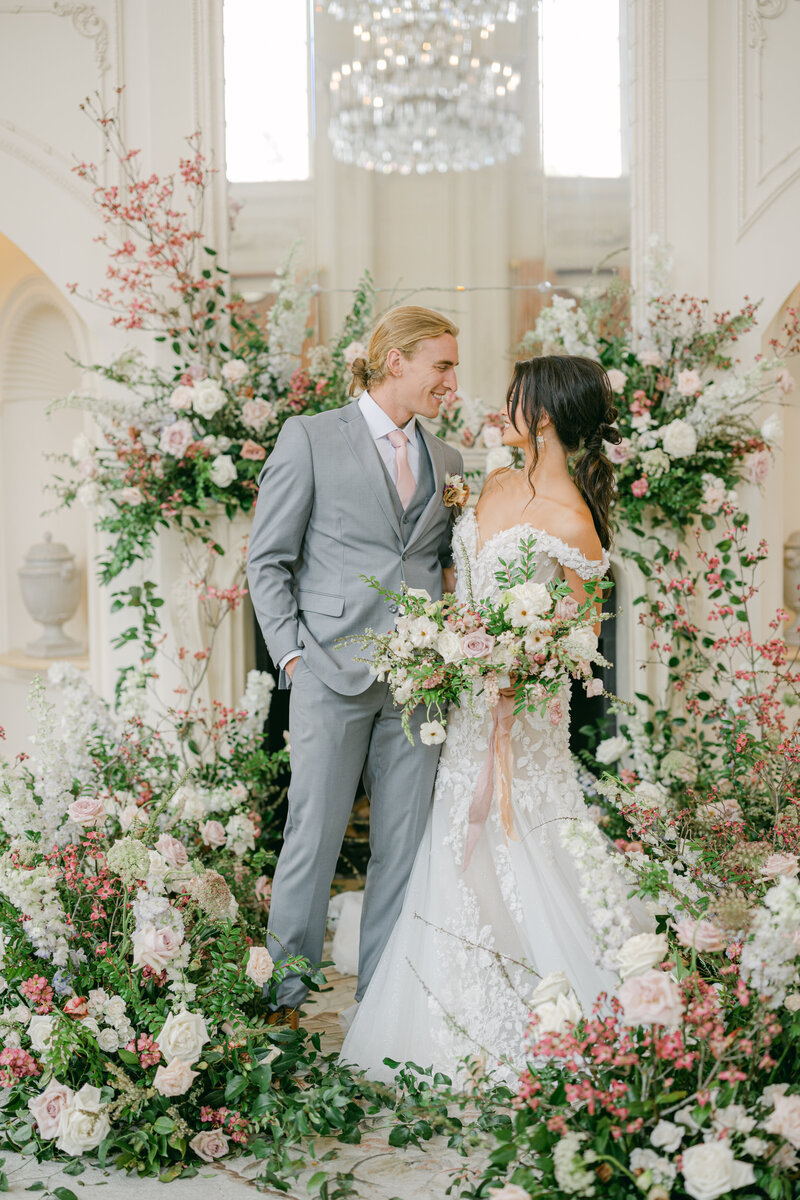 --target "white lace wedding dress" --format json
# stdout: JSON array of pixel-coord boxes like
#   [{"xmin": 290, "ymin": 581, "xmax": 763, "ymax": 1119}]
[{"xmin": 340, "ymin": 509, "xmax": 631, "ymax": 1085}]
